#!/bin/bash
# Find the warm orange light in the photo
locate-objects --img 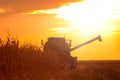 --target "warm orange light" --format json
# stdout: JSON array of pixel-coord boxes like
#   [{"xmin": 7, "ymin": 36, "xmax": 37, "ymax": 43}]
[
  {"xmin": 21, "ymin": 0, "xmax": 120, "ymax": 38},
  {"xmin": 55, "ymin": 0, "xmax": 120, "ymax": 36},
  {"xmin": 0, "ymin": 8, "xmax": 7, "ymax": 13}
]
